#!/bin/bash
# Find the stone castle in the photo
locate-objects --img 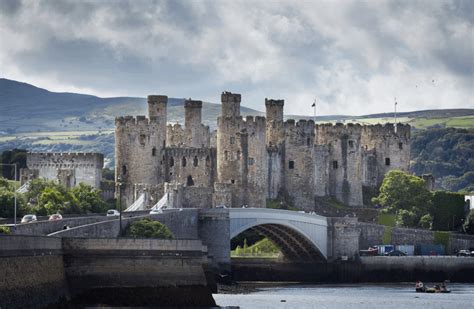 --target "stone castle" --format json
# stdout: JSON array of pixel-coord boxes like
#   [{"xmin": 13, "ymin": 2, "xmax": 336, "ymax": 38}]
[{"xmin": 115, "ymin": 92, "xmax": 411, "ymax": 210}]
